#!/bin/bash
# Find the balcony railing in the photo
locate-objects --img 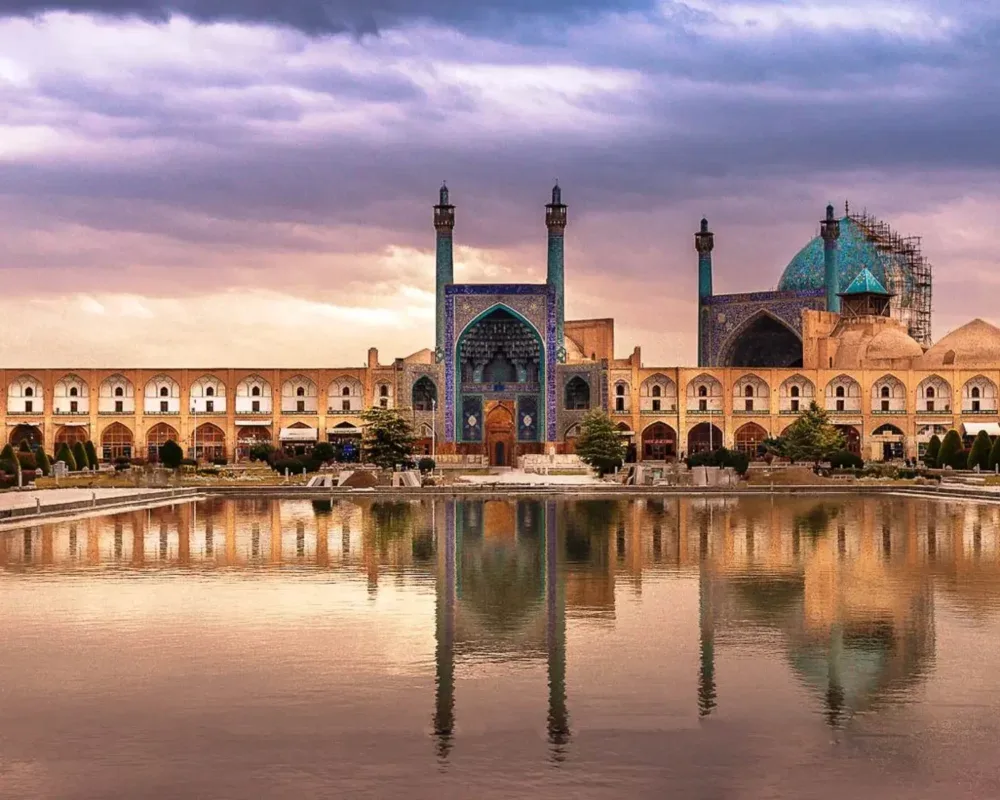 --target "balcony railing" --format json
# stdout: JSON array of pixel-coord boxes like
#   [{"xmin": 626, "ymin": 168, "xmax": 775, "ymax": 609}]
[
  {"xmin": 190, "ymin": 410, "xmax": 227, "ymax": 415},
  {"xmin": 685, "ymin": 408, "xmax": 724, "ymax": 415},
  {"xmin": 871, "ymin": 409, "xmax": 907, "ymax": 415},
  {"xmin": 640, "ymin": 408, "xmax": 678, "ymax": 415},
  {"xmin": 143, "ymin": 410, "xmax": 180, "ymax": 416},
  {"xmin": 960, "ymin": 408, "xmax": 1000, "ymax": 416},
  {"xmin": 235, "ymin": 410, "xmax": 273, "ymax": 416},
  {"xmin": 98, "ymin": 409, "xmax": 134, "ymax": 415},
  {"xmin": 733, "ymin": 408, "xmax": 770, "ymax": 415},
  {"xmin": 326, "ymin": 408, "xmax": 363, "ymax": 415},
  {"xmin": 53, "ymin": 410, "xmax": 90, "ymax": 416}
]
